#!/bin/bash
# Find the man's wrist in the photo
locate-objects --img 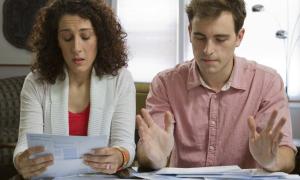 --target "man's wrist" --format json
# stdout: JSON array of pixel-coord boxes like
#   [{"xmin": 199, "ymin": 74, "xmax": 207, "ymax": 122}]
[
  {"xmin": 151, "ymin": 150, "xmax": 171, "ymax": 169},
  {"xmin": 261, "ymin": 159, "xmax": 279, "ymax": 172}
]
